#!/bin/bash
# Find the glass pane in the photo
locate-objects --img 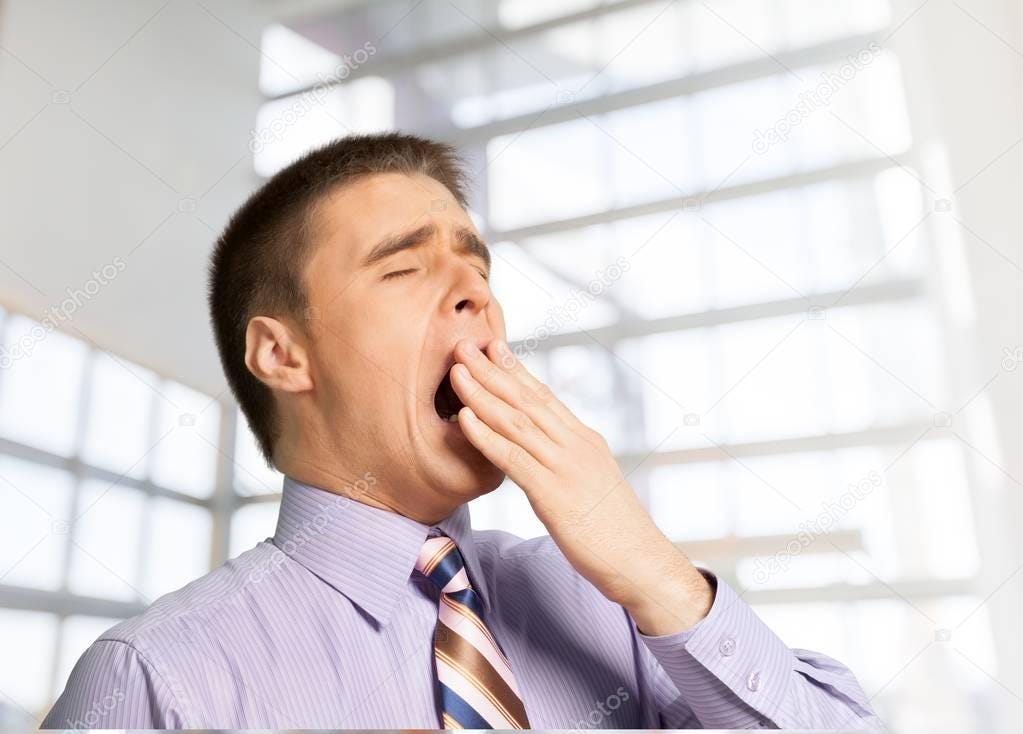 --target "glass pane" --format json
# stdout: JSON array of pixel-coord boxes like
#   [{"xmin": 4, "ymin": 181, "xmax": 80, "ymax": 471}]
[
  {"xmin": 498, "ymin": 0, "xmax": 601, "ymax": 29},
  {"xmin": 648, "ymin": 462, "xmax": 731, "ymax": 541},
  {"xmin": 622, "ymin": 299, "xmax": 943, "ymax": 452},
  {"xmin": 352, "ymin": 0, "xmax": 498, "ymax": 58},
  {"xmin": 374, "ymin": 0, "xmax": 892, "ymax": 130},
  {"xmin": 824, "ymin": 300, "xmax": 945, "ymax": 431},
  {"xmin": 0, "ymin": 315, "xmax": 87, "ymax": 456},
  {"xmin": 737, "ymin": 551, "xmax": 875, "ymax": 590},
  {"xmin": 753, "ymin": 597, "xmax": 994, "ymax": 733},
  {"xmin": 253, "ymin": 77, "xmax": 395, "ymax": 177},
  {"xmin": 149, "ymin": 382, "xmax": 221, "ymax": 499},
  {"xmin": 487, "ymin": 117, "xmax": 611, "ymax": 230},
  {"xmin": 230, "ymin": 501, "xmax": 280, "ymax": 557},
  {"xmin": 0, "ymin": 456, "xmax": 74, "ymax": 591},
  {"xmin": 469, "ymin": 477, "xmax": 548, "ymax": 539},
  {"xmin": 545, "ymin": 345, "xmax": 632, "ymax": 453},
  {"xmin": 80, "ymin": 351, "xmax": 157, "ymax": 479},
  {"xmin": 515, "ymin": 166, "xmax": 924, "ymax": 330},
  {"xmin": 779, "ymin": 0, "xmax": 891, "ymax": 49},
  {"xmin": 521, "ymin": 213, "xmax": 713, "ymax": 321},
  {"xmin": 617, "ymin": 328, "xmax": 716, "ymax": 452},
  {"xmin": 141, "ymin": 498, "xmax": 211, "ymax": 600},
  {"xmin": 55, "ymin": 615, "xmax": 123, "ymax": 702},
  {"xmin": 232, "ymin": 409, "xmax": 283, "ymax": 497},
  {"xmin": 603, "ymin": 98, "xmax": 702, "ymax": 207},
  {"xmin": 259, "ymin": 22, "xmax": 346, "ymax": 97},
  {"xmin": 668, "ymin": 439, "xmax": 978, "ymax": 587},
  {"xmin": 490, "ymin": 241, "xmax": 619, "ymax": 344},
  {"xmin": 0, "ymin": 609, "xmax": 58, "ymax": 717},
  {"xmin": 487, "ymin": 59, "xmax": 912, "ymax": 231},
  {"xmin": 886, "ymin": 438, "xmax": 979, "ymax": 580},
  {"xmin": 68, "ymin": 480, "xmax": 145, "ymax": 601}
]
